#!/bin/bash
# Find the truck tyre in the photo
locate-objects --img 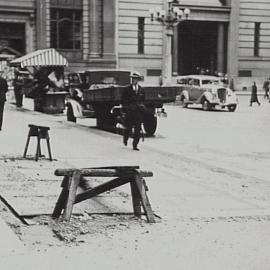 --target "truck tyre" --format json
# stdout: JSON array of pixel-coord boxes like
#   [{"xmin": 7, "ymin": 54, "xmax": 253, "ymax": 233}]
[
  {"xmin": 95, "ymin": 105, "xmax": 116, "ymax": 131},
  {"xmin": 67, "ymin": 104, "xmax": 77, "ymax": 123},
  {"xmin": 143, "ymin": 116, "xmax": 157, "ymax": 136}
]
